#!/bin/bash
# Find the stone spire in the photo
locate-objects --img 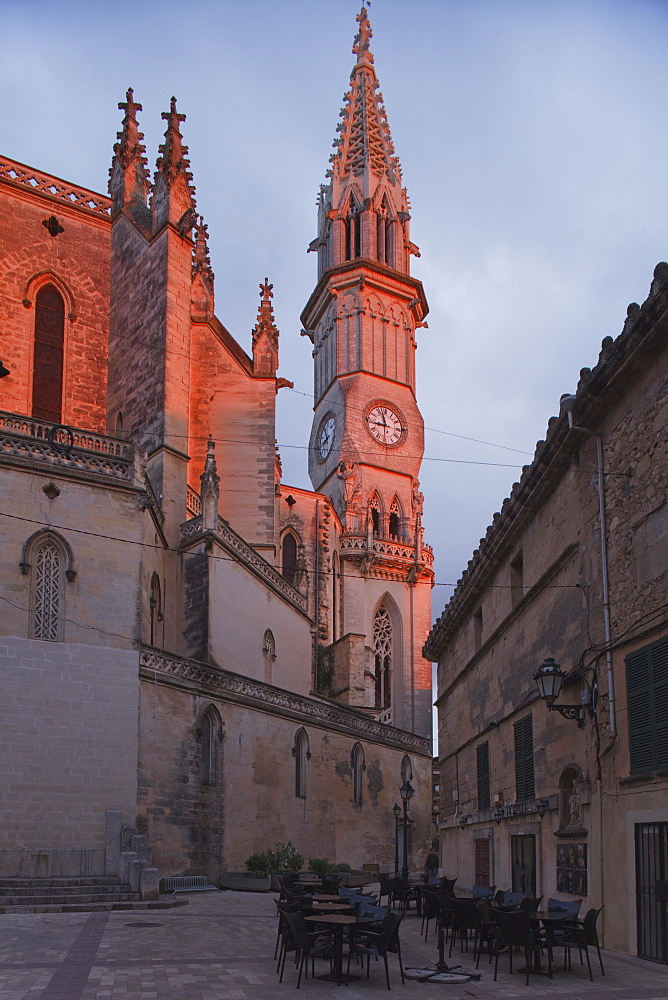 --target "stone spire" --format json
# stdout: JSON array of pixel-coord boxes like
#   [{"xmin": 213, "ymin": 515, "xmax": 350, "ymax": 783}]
[
  {"xmin": 252, "ymin": 278, "xmax": 279, "ymax": 377},
  {"xmin": 152, "ymin": 97, "xmax": 197, "ymax": 232},
  {"xmin": 330, "ymin": 6, "xmax": 401, "ymax": 194},
  {"xmin": 109, "ymin": 87, "xmax": 150, "ymax": 213},
  {"xmin": 313, "ymin": 6, "xmax": 417, "ymax": 276},
  {"xmin": 200, "ymin": 437, "xmax": 220, "ymax": 531},
  {"xmin": 191, "ymin": 215, "xmax": 215, "ymax": 320}
]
